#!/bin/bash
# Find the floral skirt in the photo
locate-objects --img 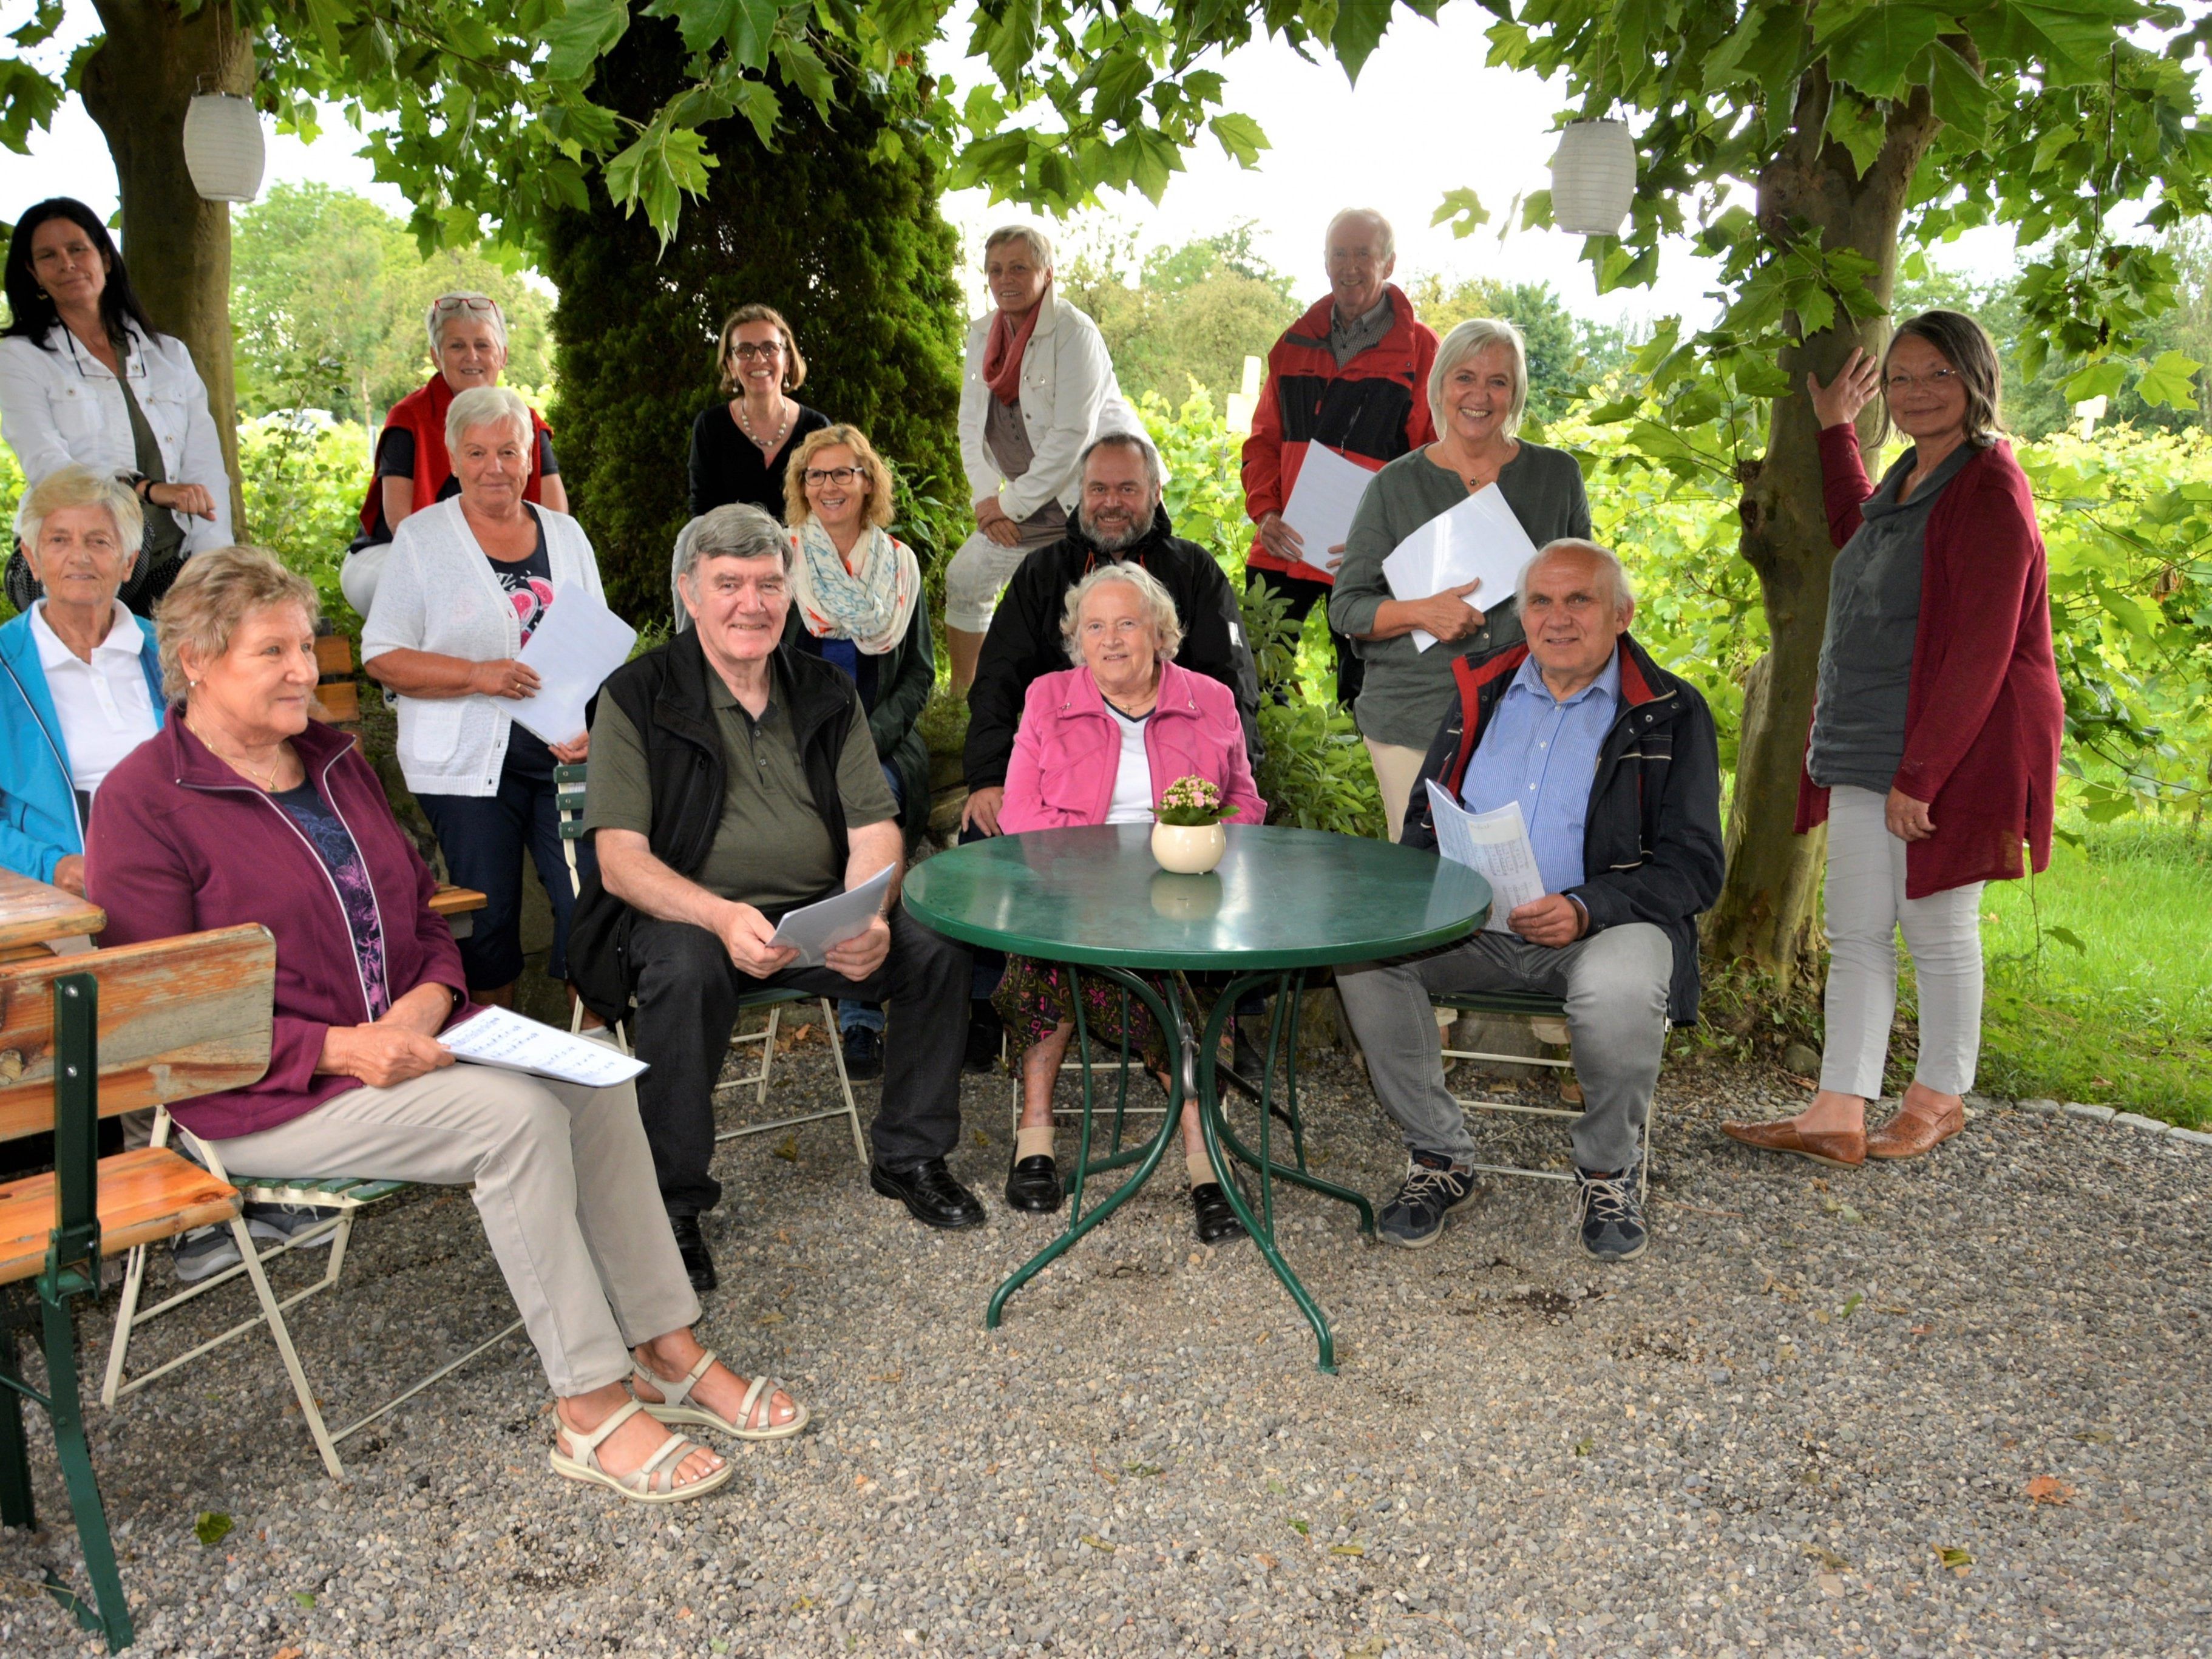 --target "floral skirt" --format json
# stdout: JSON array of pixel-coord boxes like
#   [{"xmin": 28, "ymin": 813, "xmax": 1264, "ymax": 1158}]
[{"xmin": 992, "ymin": 956, "xmax": 1171, "ymax": 1073}]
